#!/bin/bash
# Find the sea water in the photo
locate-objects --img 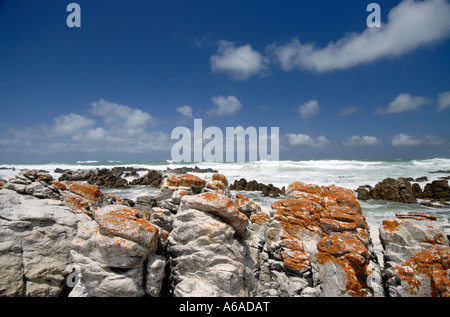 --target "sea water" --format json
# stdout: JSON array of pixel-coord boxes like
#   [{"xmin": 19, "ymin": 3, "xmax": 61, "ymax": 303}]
[{"xmin": 1, "ymin": 158, "xmax": 449, "ymax": 234}]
